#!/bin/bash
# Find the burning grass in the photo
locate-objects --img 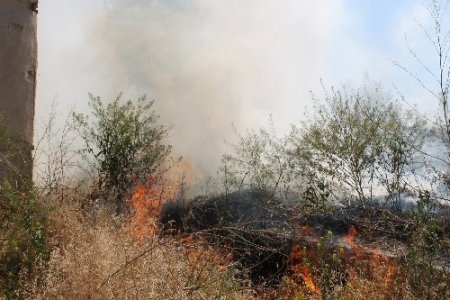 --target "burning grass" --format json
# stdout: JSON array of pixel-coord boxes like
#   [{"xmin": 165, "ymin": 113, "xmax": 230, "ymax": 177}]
[
  {"xmin": 9, "ymin": 179, "xmax": 449, "ymax": 299},
  {"xmin": 29, "ymin": 198, "xmax": 253, "ymax": 299},
  {"xmin": 158, "ymin": 190, "xmax": 295, "ymax": 283}
]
